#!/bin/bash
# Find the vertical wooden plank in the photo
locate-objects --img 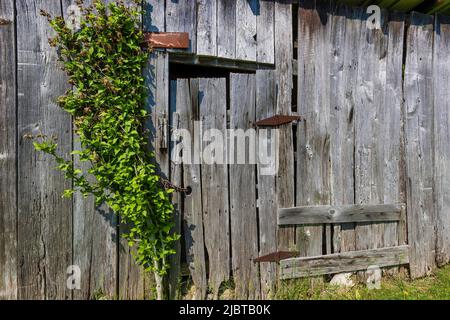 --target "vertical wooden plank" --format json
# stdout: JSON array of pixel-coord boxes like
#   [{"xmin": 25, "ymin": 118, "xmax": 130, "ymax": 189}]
[
  {"xmin": 165, "ymin": 0, "xmax": 196, "ymax": 53},
  {"xmin": 17, "ymin": 0, "xmax": 72, "ymax": 299},
  {"xmin": 230, "ymin": 73, "xmax": 260, "ymax": 299},
  {"xmin": 354, "ymin": 8, "xmax": 389, "ymax": 261},
  {"xmin": 167, "ymin": 80, "xmax": 182, "ymax": 299},
  {"xmin": 296, "ymin": 0, "xmax": 330, "ymax": 258},
  {"xmin": 199, "ymin": 78, "xmax": 230, "ymax": 299},
  {"xmin": 433, "ymin": 14, "xmax": 450, "ymax": 267},
  {"xmin": 256, "ymin": 70, "xmax": 277, "ymax": 299},
  {"xmin": 217, "ymin": 0, "xmax": 236, "ymax": 59},
  {"xmin": 257, "ymin": 0, "xmax": 275, "ymax": 64},
  {"xmin": 236, "ymin": 0, "xmax": 257, "ymax": 61},
  {"xmin": 404, "ymin": 13, "xmax": 436, "ymax": 278},
  {"xmin": 380, "ymin": 13, "xmax": 405, "ymax": 253},
  {"xmin": 72, "ymin": 153, "xmax": 118, "ymax": 299},
  {"xmin": 0, "ymin": 0, "xmax": 17, "ymax": 300},
  {"xmin": 143, "ymin": 0, "xmax": 165, "ymax": 32},
  {"xmin": 329, "ymin": 5, "xmax": 359, "ymax": 254},
  {"xmin": 197, "ymin": 0, "xmax": 217, "ymax": 56},
  {"xmin": 276, "ymin": 0, "xmax": 295, "ymax": 253},
  {"xmin": 180, "ymin": 78, "xmax": 207, "ymax": 299}
]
